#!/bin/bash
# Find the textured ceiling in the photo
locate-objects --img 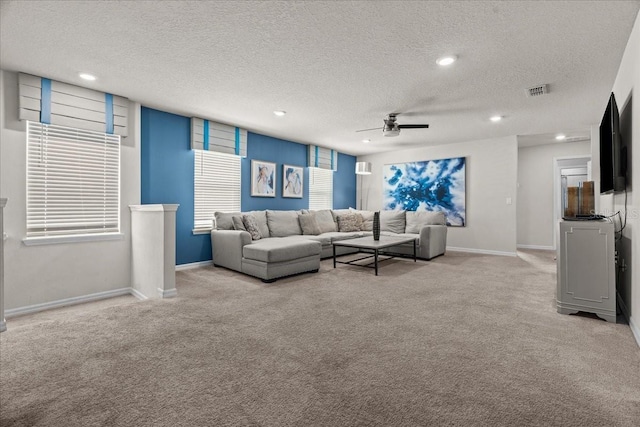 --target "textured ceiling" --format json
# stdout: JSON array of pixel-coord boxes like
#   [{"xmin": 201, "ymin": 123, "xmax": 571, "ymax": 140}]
[{"xmin": 1, "ymin": 1, "xmax": 639, "ymax": 155}]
